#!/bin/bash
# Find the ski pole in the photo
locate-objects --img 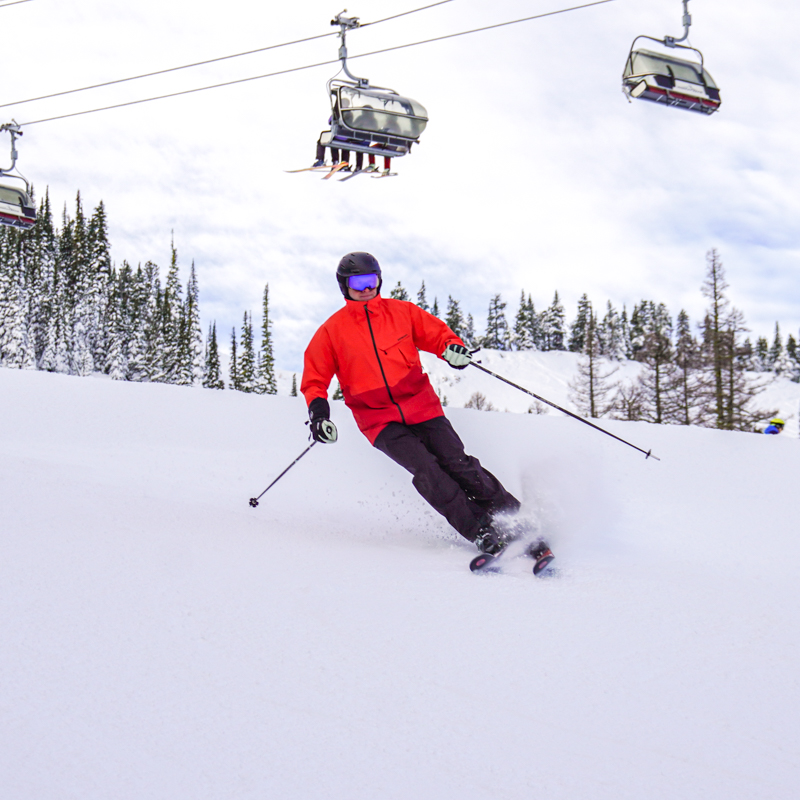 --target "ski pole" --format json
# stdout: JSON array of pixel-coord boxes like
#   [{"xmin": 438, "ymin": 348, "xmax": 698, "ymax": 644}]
[
  {"xmin": 468, "ymin": 361, "xmax": 660, "ymax": 461},
  {"xmin": 249, "ymin": 440, "xmax": 317, "ymax": 507}
]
